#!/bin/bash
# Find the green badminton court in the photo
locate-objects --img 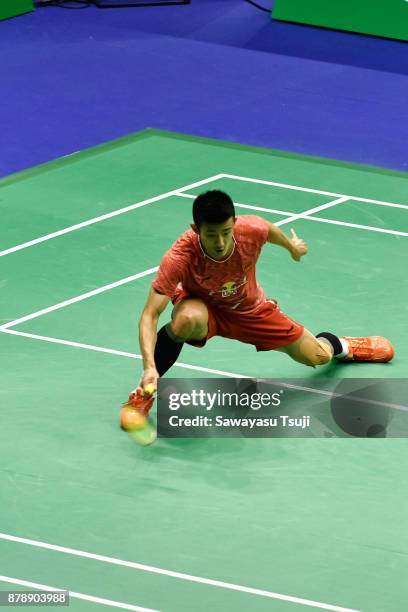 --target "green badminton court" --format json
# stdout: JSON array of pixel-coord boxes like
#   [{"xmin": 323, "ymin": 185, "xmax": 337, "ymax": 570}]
[{"xmin": 1, "ymin": 129, "xmax": 408, "ymax": 612}]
